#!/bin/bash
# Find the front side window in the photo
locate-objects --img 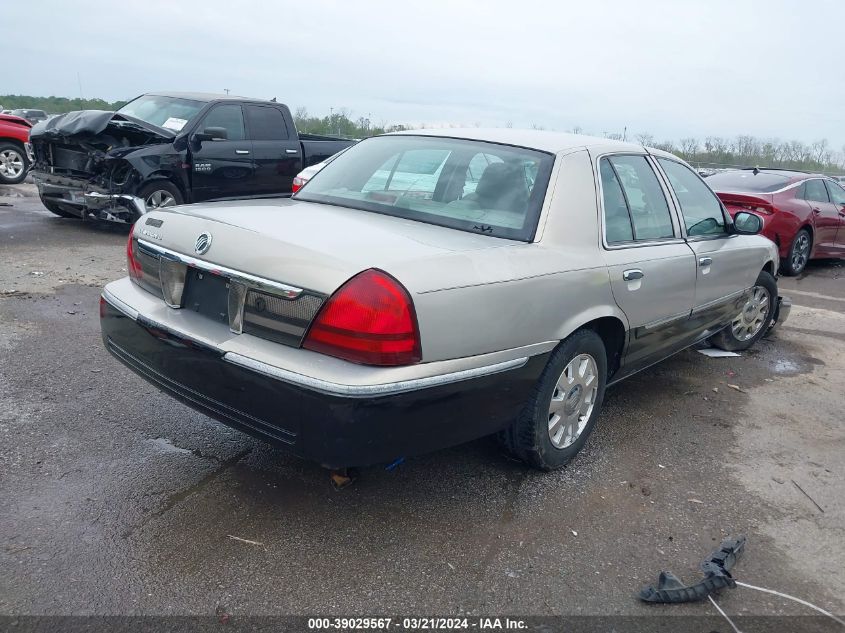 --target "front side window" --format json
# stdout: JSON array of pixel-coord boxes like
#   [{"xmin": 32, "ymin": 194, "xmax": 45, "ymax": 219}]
[
  {"xmin": 826, "ymin": 180, "xmax": 845, "ymax": 206},
  {"xmin": 200, "ymin": 104, "xmax": 246, "ymax": 141},
  {"xmin": 245, "ymin": 105, "xmax": 289, "ymax": 140},
  {"xmin": 296, "ymin": 135, "xmax": 554, "ymax": 241},
  {"xmin": 658, "ymin": 158, "xmax": 726, "ymax": 236},
  {"xmin": 600, "ymin": 155, "xmax": 674, "ymax": 243},
  {"xmin": 805, "ymin": 179, "xmax": 830, "ymax": 203}
]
